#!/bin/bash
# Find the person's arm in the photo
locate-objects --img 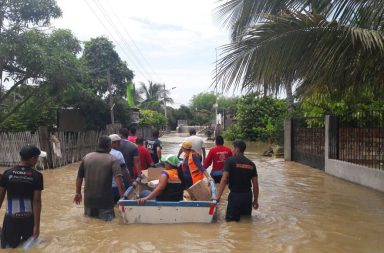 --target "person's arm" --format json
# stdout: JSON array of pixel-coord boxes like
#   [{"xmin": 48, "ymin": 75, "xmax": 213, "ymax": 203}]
[
  {"xmin": 216, "ymin": 171, "xmax": 229, "ymax": 200},
  {"xmin": 202, "ymin": 147, "xmax": 206, "ymax": 163},
  {"xmin": 156, "ymin": 146, "xmax": 162, "ymax": 161},
  {"xmin": 122, "ymin": 167, "xmax": 133, "ymax": 184},
  {"xmin": 137, "ymin": 174, "xmax": 168, "ymax": 204},
  {"xmin": 252, "ymin": 176, "xmax": 259, "ymax": 209},
  {"xmin": 74, "ymin": 177, "xmax": 83, "ymax": 204},
  {"xmin": 32, "ymin": 190, "xmax": 42, "ymax": 239},
  {"xmin": 203, "ymin": 149, "xmax": 213, "ymax": 169},
  {"xmin": 201, "ymin": 139, "xmax": 206, "ymax": 162},
  {"xmin": 134, "ymin": 156, "xmax": 141, "ymax": 177},
  {"xmin": 146, "ymin": 151, "xmax": 155, "ymax": 167},
  {"xmin": 74, "ymin": 161, "xmax": 84, "ymax": 204},
  {"xmin": 0, "ymin": 187, "xmax": 6, "ymax": 209},
  {"xmin": 177, "ymin": 148, "xmax": 183, "ymax": 159},
  {"xmin": 115, "ymin": 175, "xmax": 125, "ymax": 197},
  {"xmin": 192, "ymin": 154, "xmax": 211, "ymax": 180}
]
